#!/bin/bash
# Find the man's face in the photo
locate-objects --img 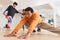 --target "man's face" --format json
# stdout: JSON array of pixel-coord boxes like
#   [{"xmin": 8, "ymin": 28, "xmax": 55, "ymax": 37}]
[
  {"xmin": 23, "ymin": 11, "xmax": 25, "ymax": 15},
  {"xmin": 24, "ymin": 11, "xmax": 32, "ymax": 18},
  {"xmin": 13, "ymin": 4, "xmax": 17, "ymax": 7}
]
